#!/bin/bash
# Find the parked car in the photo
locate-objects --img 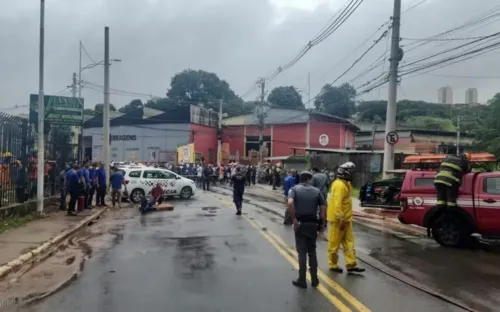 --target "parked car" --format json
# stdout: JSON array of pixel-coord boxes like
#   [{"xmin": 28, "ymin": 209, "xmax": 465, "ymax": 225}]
[
  {"xmin": 397, "ymin": 153, "xmax": 500, "ymax": 247},
  {"xmin": 121, "ymin": 167, "xmax": 196, "ymax": 203},
  {"xmin": 359, "ymin": 170, "xmax": 406, "ymax": 209}
]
